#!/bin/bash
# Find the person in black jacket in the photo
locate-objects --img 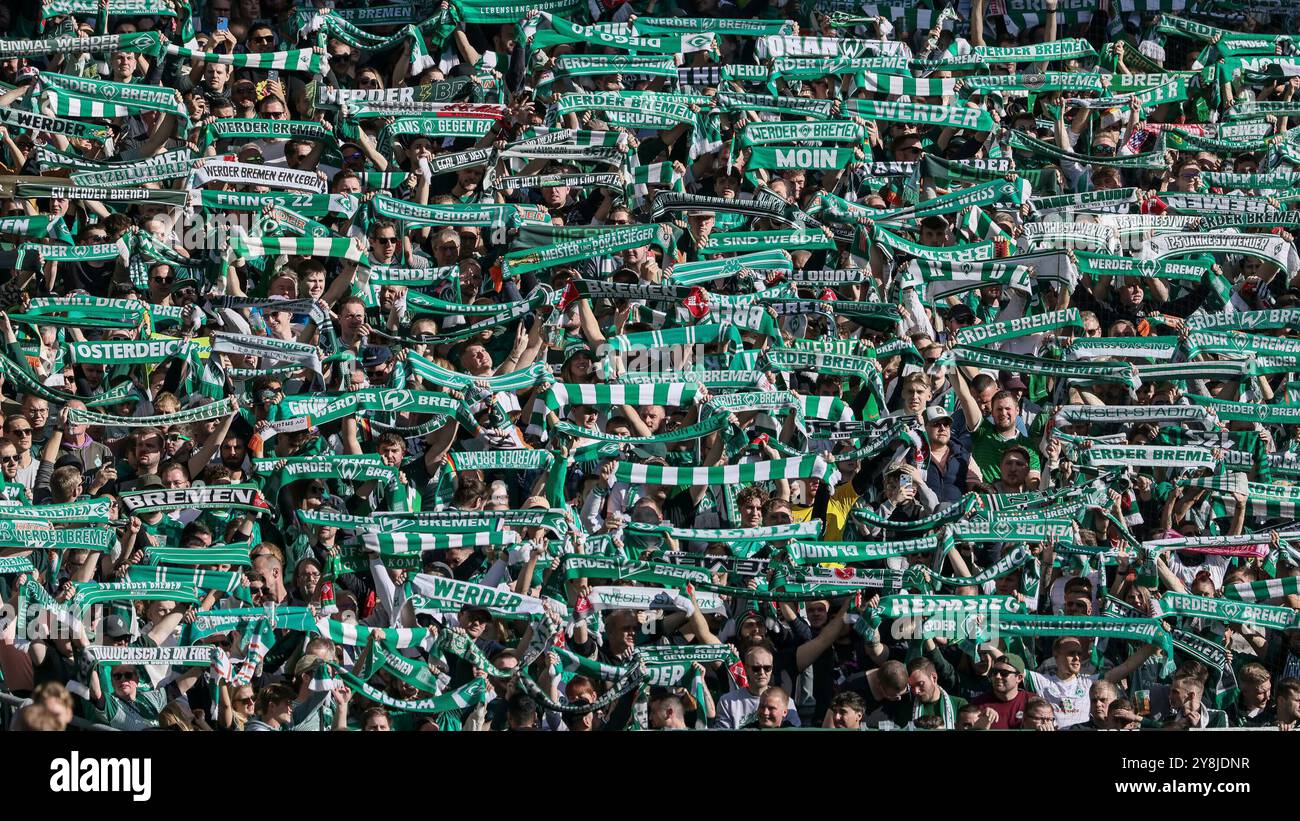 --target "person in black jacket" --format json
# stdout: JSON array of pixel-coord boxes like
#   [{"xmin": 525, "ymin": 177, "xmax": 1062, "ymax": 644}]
[
  {"xmin": 918, "ymin": 406, "xmax": 980, "ymax": 505},
  {"xmin": 1071, "ymin": 273, "xmax": 1210, "ymax": 331}
]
